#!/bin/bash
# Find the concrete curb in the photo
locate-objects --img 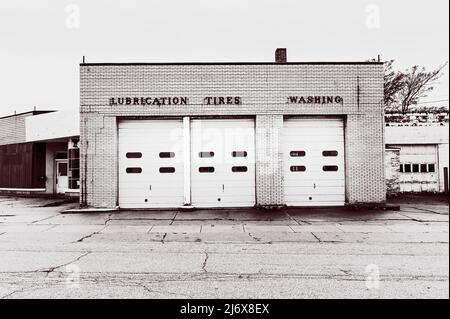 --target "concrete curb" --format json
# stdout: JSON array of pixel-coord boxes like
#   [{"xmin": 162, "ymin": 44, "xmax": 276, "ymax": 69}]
[{"xmin": 62, "ymin": 206, "xmax": 120, "ymax": 214}]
